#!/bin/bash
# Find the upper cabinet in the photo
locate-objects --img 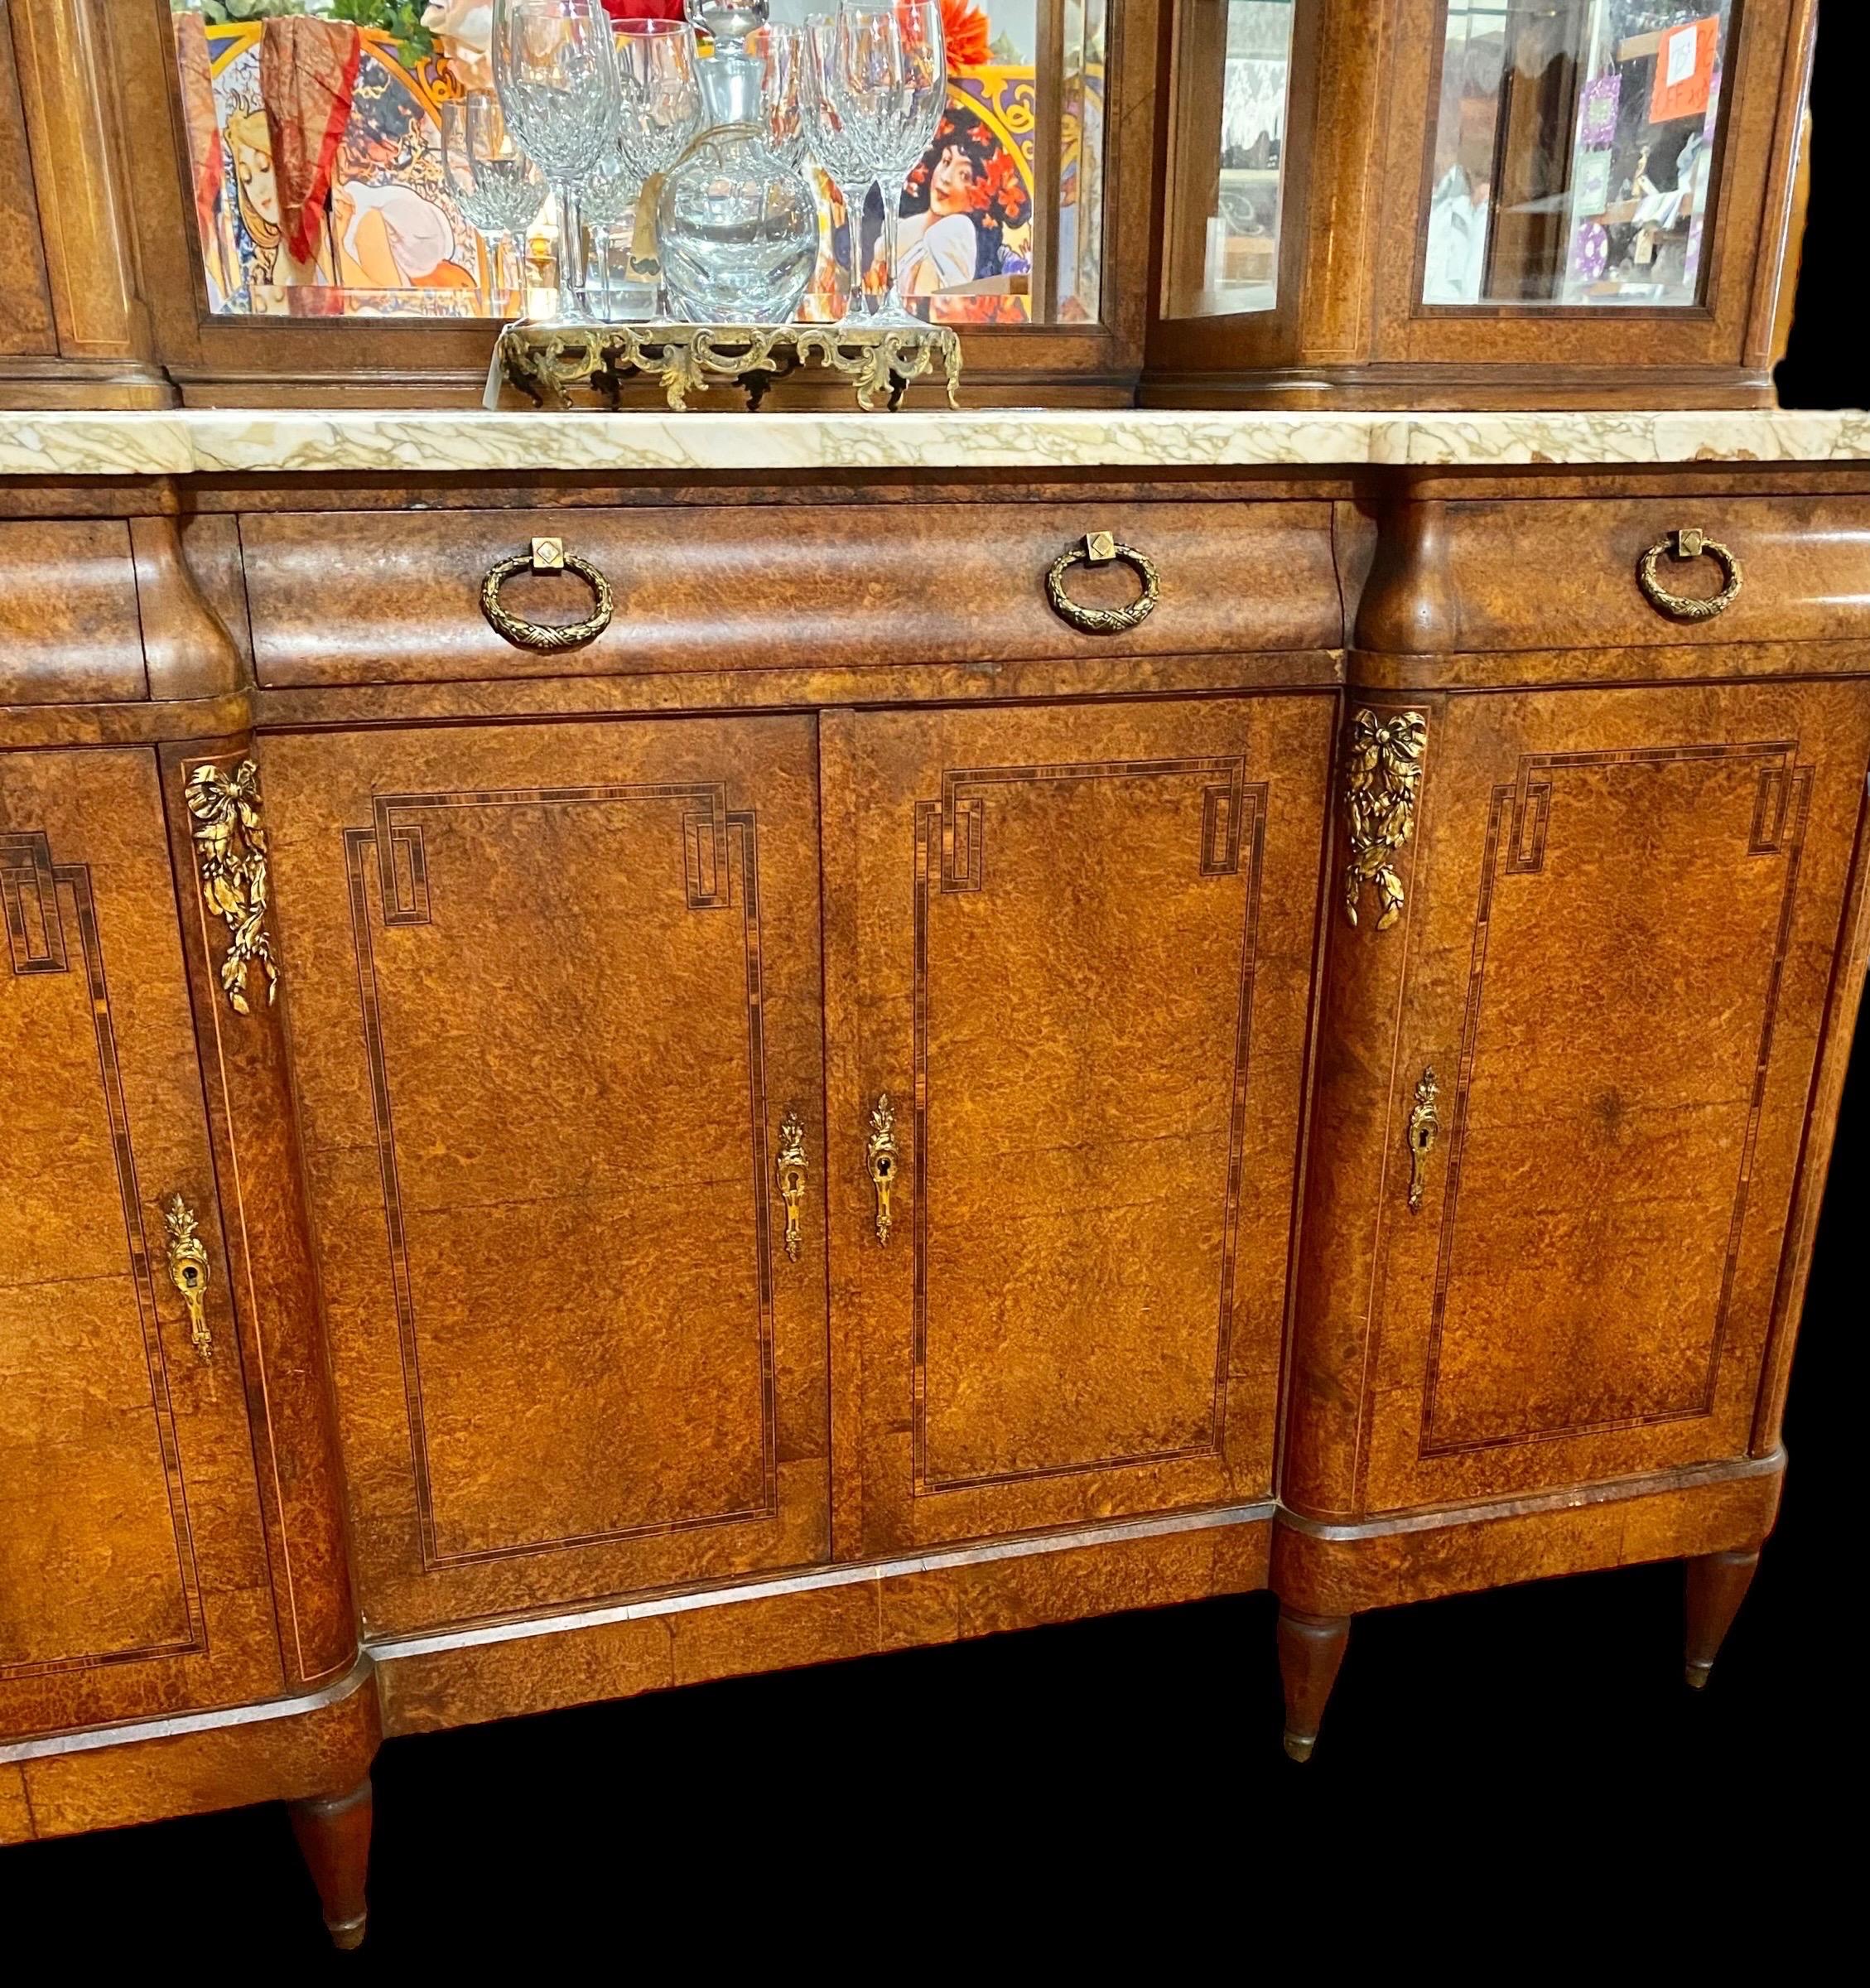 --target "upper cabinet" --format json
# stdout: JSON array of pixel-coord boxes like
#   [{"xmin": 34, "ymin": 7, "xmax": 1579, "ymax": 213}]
[
  {"xmin": 0, "ymin": 0, "xmax": 1164, "ymax": 407},
  {"xmin": 1145, "ymin": 0, "xmax": 1816, "ymax": 407},
  {"xmin": 0, "ymin": 0, "xmax": 1818, "ymax": 408}
]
